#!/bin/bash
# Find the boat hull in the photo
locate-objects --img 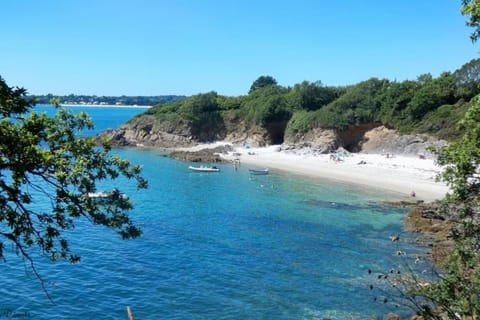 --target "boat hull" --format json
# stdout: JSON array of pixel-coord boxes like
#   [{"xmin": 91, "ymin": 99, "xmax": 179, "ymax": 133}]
[
  {"xmin": 189, "ymin": 166, "xmax": 220, "ymax": 172},
  {"xmin": 248, "ymin": 168, "xmax": 269, "ymax": 175}
]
